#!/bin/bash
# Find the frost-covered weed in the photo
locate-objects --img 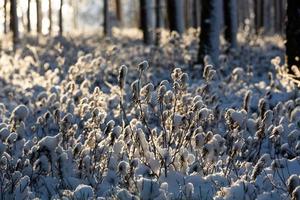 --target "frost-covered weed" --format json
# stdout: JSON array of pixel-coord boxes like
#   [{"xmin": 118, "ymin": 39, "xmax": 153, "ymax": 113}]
[{"xmin": 0, "ymin": 30, "xmax": 298, "ymax": 199}]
